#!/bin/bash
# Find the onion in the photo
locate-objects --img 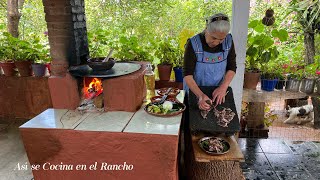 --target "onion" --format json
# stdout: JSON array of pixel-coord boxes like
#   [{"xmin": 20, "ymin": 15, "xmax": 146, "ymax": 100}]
[{"xmin": 163, "ymin": 101, "xmax": 173, "ymax": 110}]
